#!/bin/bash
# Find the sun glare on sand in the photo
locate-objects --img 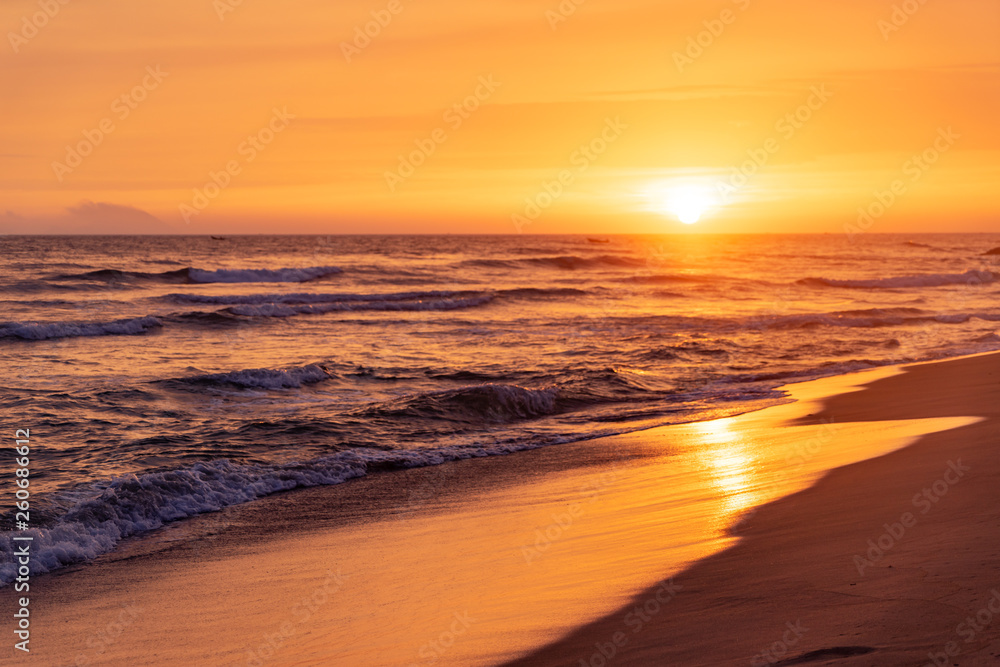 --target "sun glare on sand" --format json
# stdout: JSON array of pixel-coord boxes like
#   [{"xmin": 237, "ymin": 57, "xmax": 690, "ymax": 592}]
[{"xmin": 653, "ymin": 184, "xmax": 718, "ymax": 224}]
